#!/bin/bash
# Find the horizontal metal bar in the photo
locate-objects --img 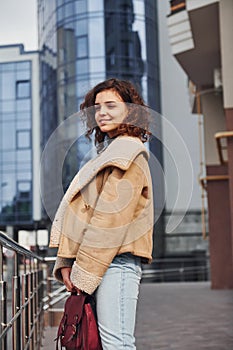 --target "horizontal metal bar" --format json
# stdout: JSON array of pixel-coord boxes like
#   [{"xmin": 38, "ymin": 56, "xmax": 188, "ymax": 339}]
[
  {"xmin": 199, "ymin": 175, "xmax": 229, "ymax": 190},
  {"xmin": 0, "ymin": 231, "xmax": 43, "ymax": 261}
]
